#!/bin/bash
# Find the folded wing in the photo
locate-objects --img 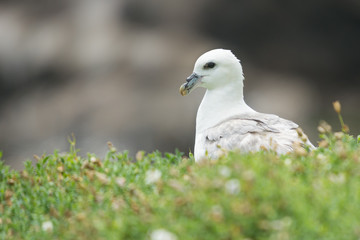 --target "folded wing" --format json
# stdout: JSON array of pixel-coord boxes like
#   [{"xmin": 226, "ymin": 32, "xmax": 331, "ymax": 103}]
[{"xmin": 203, "ymin": 112, "xmax": 313, "ymax": 158}]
